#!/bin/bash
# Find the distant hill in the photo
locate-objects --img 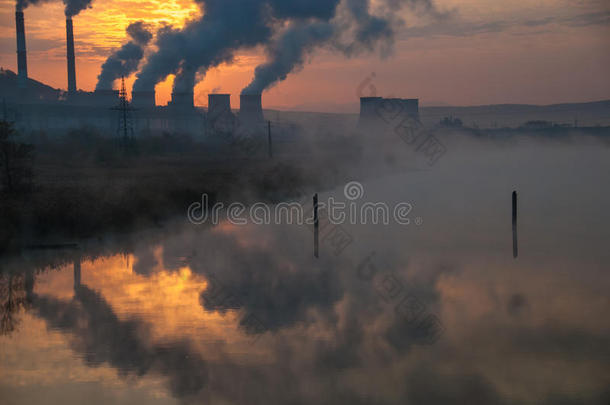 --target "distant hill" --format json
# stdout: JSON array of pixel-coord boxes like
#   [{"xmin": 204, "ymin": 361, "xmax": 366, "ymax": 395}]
[
  {"xmin": 419, "ymin": 100, "xmax": 610, "ymax": 128},
  {"xmin": 0, "ymin": 68, "xmax": 61, "ymax": 103},
  {"xmin": 269, "ymin": 99, "xmax": 610, "ymax": 129}
]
